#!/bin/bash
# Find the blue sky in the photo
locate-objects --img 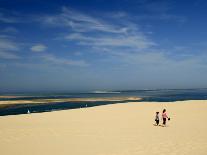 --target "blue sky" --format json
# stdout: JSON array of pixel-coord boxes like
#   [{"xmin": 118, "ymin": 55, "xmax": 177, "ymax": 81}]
[{"xmin": 0, "ymin": 0, "xmax": 207, "ymax": 92}]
